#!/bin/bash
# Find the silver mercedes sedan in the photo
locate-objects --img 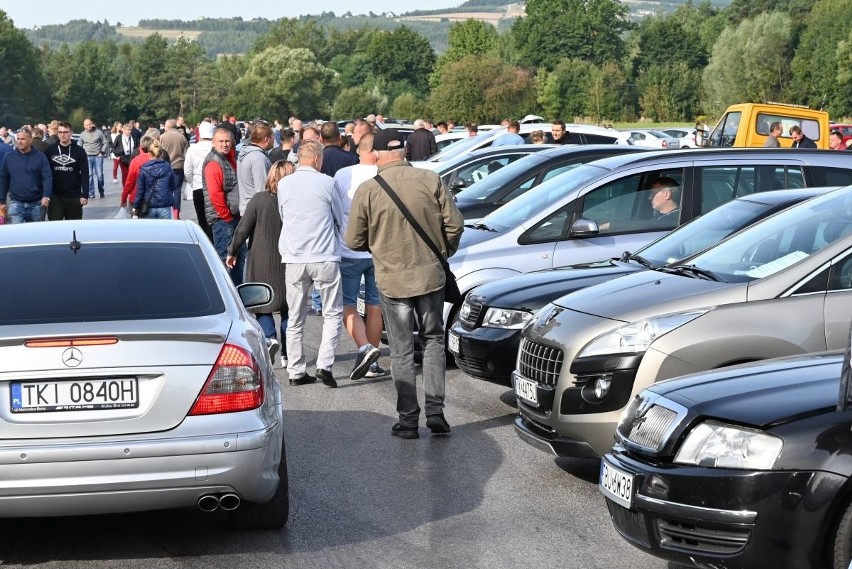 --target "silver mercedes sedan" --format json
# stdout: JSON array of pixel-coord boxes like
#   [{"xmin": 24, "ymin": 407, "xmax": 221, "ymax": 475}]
[{"xmin": 0, "ymin": 220, "xmax": 286, "ymax": 529}]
